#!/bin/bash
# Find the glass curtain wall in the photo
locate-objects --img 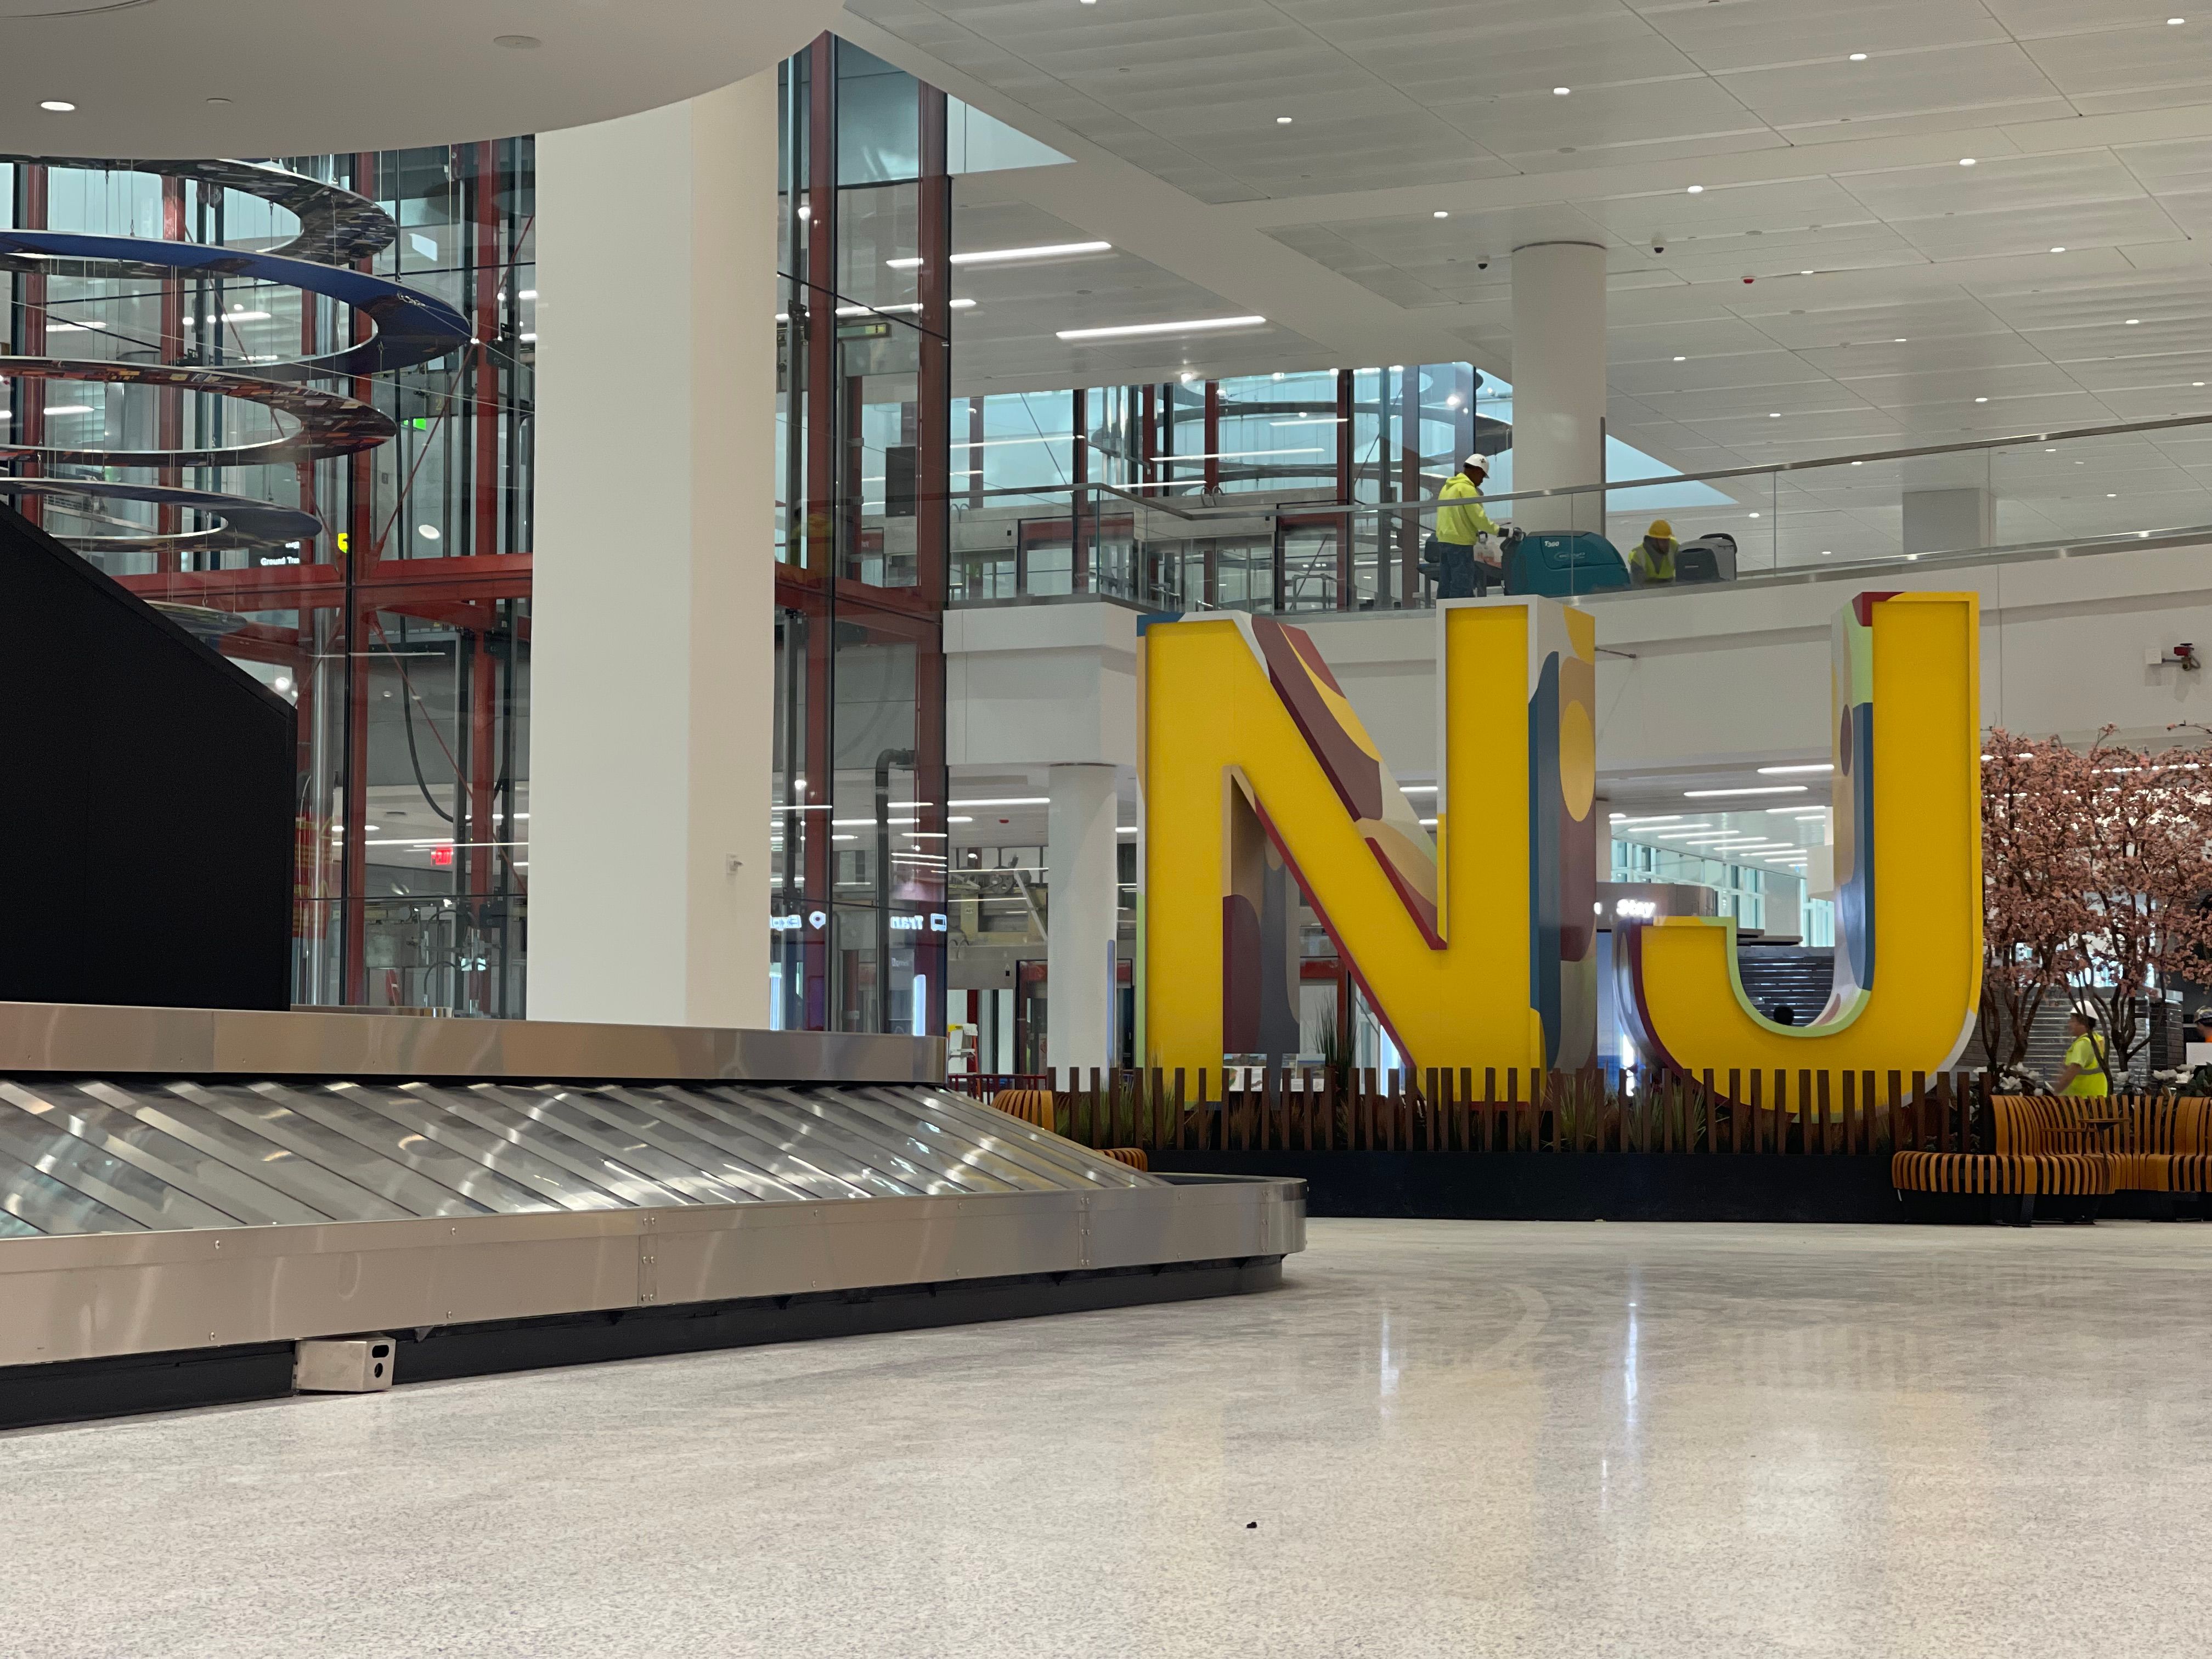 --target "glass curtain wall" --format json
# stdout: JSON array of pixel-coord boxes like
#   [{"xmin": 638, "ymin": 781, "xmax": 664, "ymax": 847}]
[
  {"xmin": 950, "ymin": 364, "xmax": 1496, "ymax": 612},
  {"xmin": 4, "ymin": 145, "xmax": 534, "ymax": 1014},
  {"xmin": 773, "ymin": 37, "xmax": 952, "ymax": 1037}
]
